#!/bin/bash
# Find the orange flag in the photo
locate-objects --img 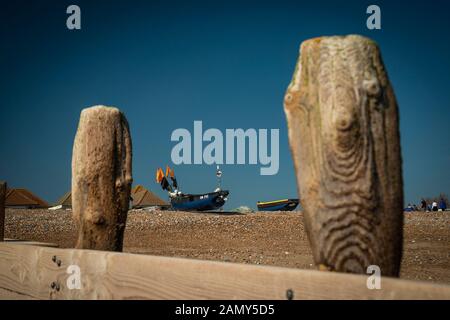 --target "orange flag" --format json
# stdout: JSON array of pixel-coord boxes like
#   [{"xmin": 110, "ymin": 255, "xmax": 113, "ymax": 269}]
[
  {"xmin": 156, "ymin": 168, "xmax": 164, "ymax": 183},
  {"xmin": 166, "ymin": 165, "xmax": 175, "ymax": 178}
]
